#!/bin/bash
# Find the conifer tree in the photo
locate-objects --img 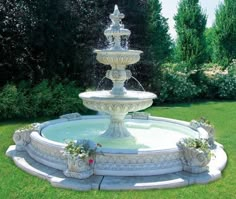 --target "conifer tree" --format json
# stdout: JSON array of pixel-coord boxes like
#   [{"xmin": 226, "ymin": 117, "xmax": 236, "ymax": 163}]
[
  {"xmin": 146, "ymin": 0, "xmax": 172, "ymax": 94},
  {"xmin": 174, "ymin": 0, "xmax": 207, "ymax": 71},
  {"xmin": 213, "ymin": 0, "xmax": 236, "ymax": 66}
]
